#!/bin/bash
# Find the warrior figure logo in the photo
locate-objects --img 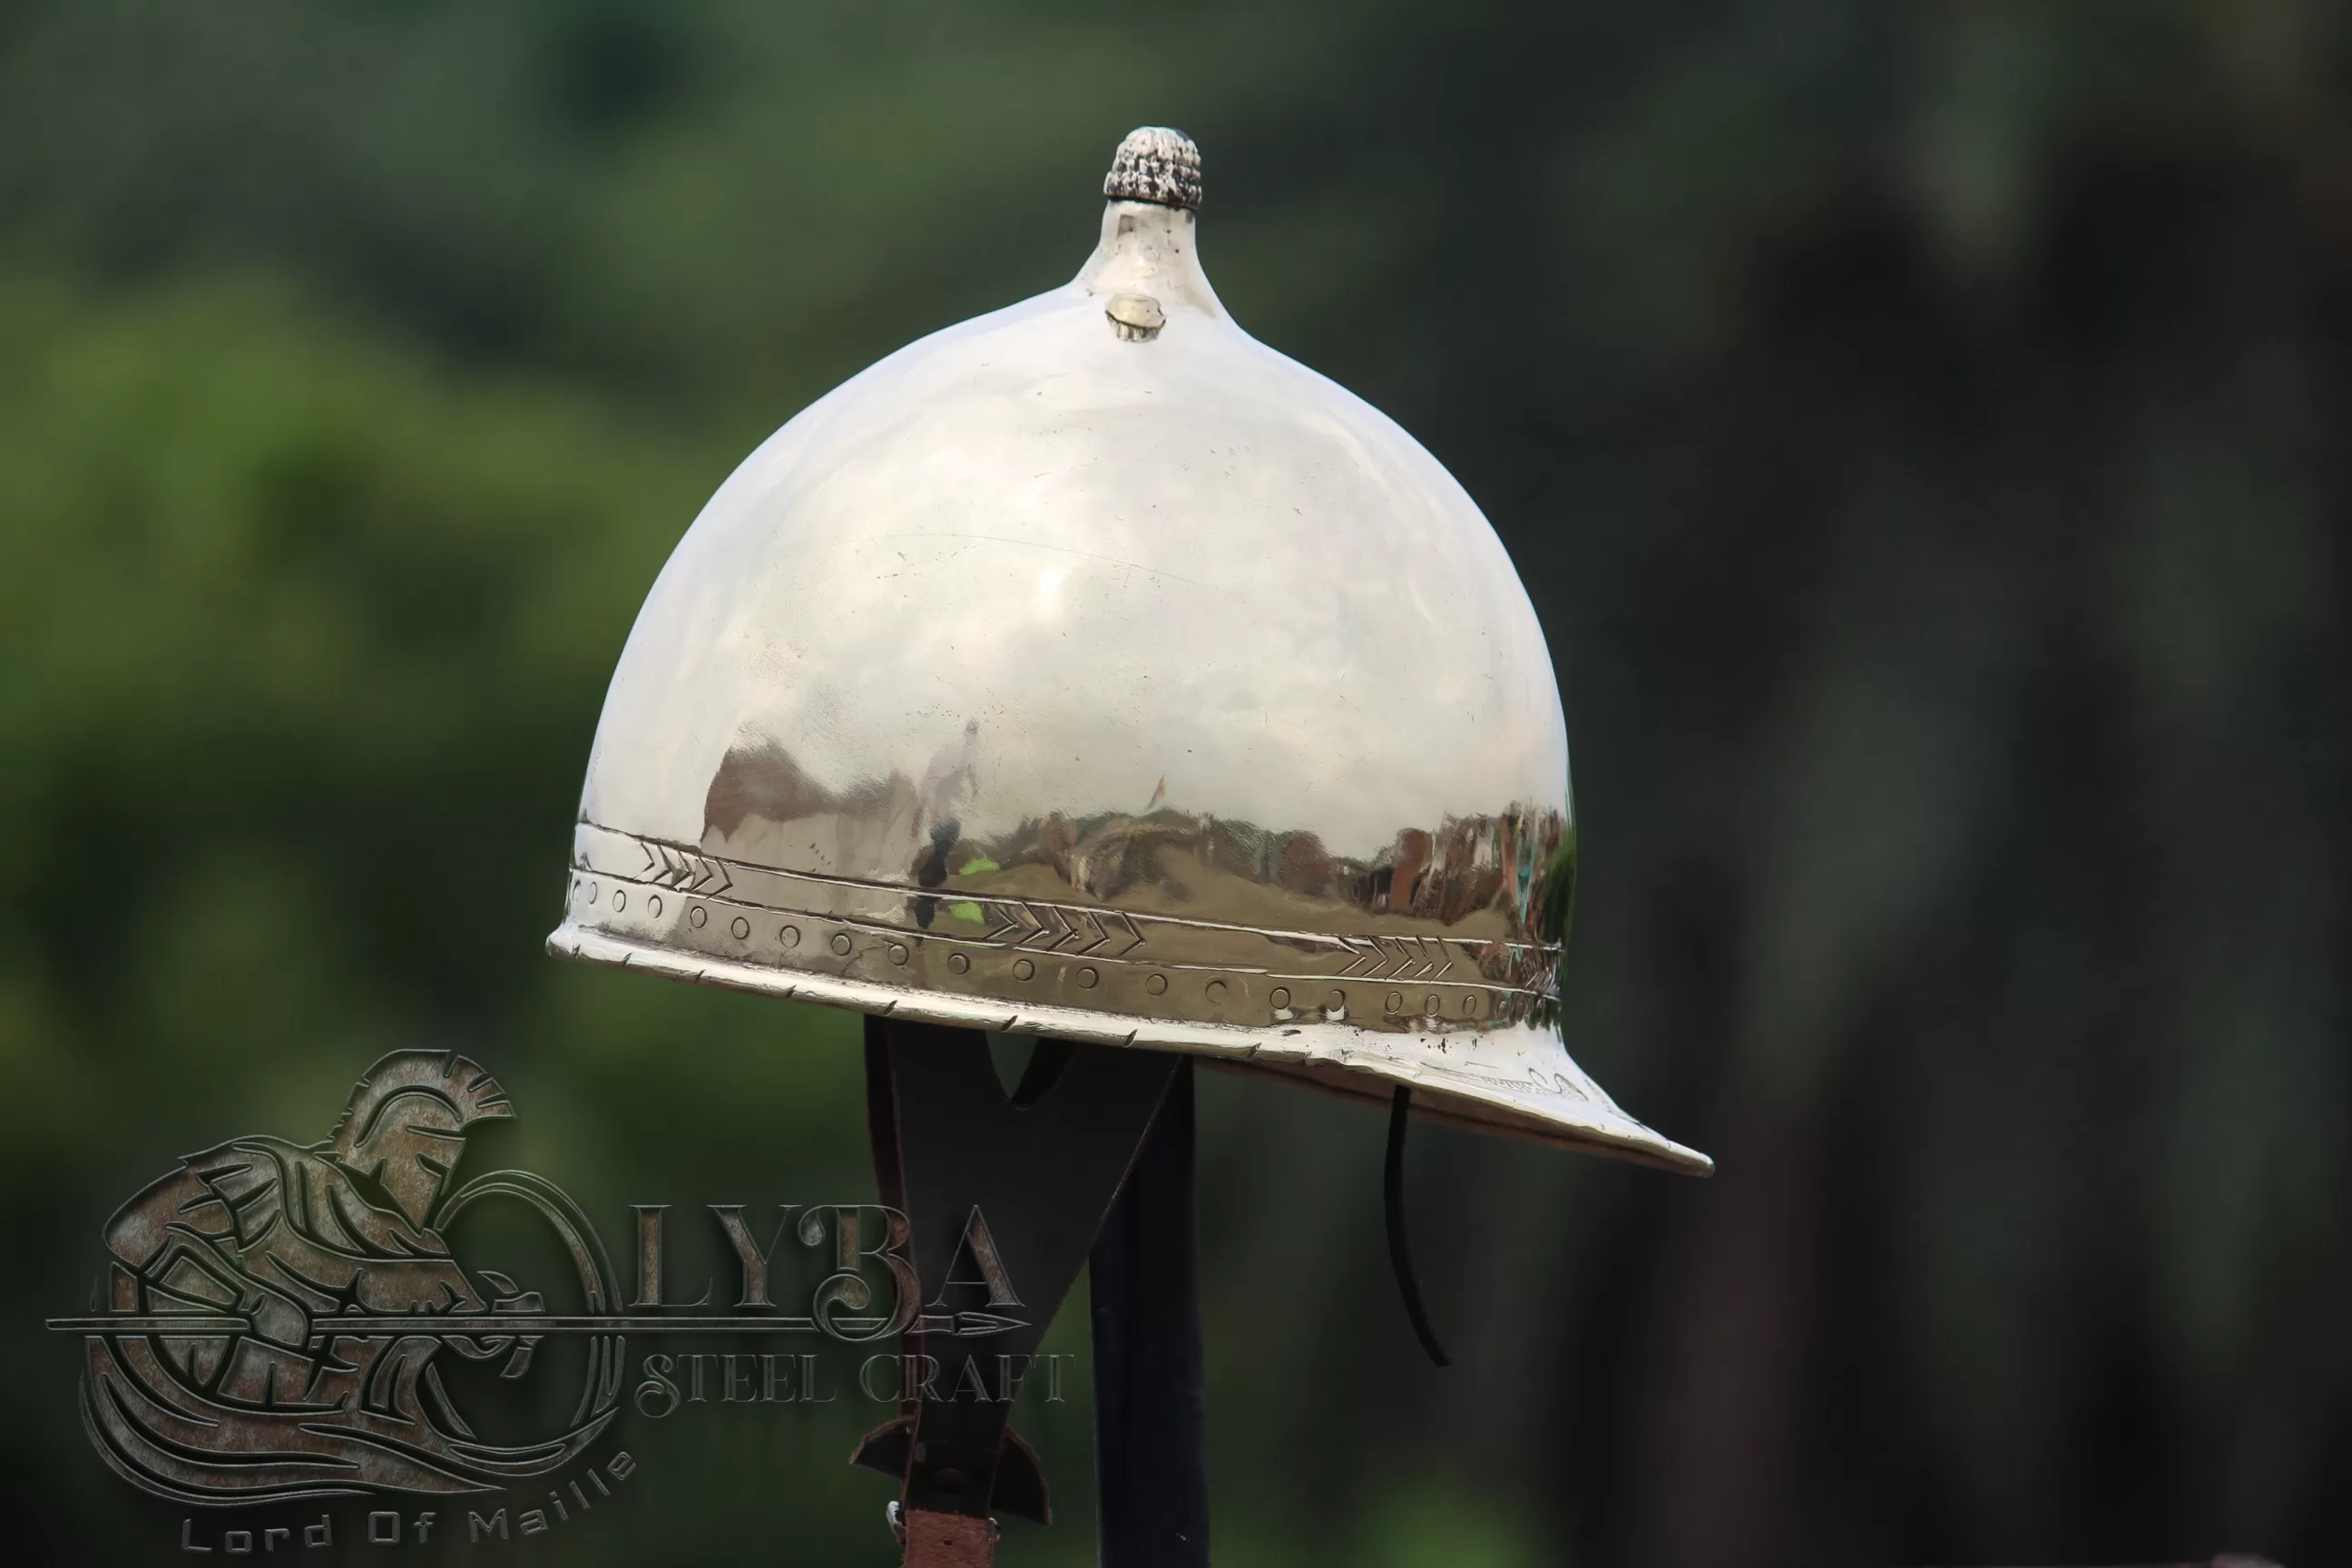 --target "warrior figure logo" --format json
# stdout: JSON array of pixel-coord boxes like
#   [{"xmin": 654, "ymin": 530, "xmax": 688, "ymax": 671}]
[{"xmin": 70, "ymin": 1051, "xmax": 622, "ymax": 1504}]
